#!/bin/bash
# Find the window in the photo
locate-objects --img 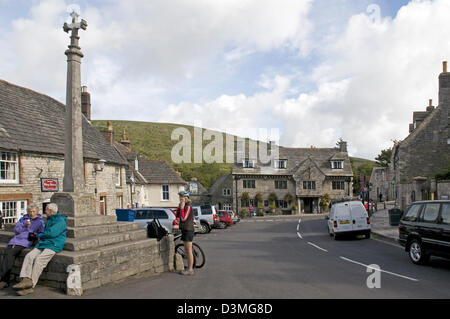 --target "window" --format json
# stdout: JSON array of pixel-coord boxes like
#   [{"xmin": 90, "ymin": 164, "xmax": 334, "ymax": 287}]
[
  {"xmin": 332, "ymin": 181, "xmax": 345, "ymax": 190},
  {"xmin": 115, "ymin": 167, "xmax": 121, "ymax": 186},
  {"xmin": 243, "ymin": 180, "xmax": 256, "ymax": 189},
  {"xmin": 441, "ymin": 204, "xmax": 450, "ymax": 225},
  {"xmin": 222, "ymin": 188, "xmax": 232, "ymax": 196},
  {"xmin": 276, "ymin": 200, "xmax": 288, "ymax": 208},
  {"xmin": 223, "ymin": 204, "xmax": 232, "ymax": 211},
  {"xmin": 1, "ymin": 200, "xmax": 27, "ymax": 224},
  {"xmin": 264, "ymin": 200, "xmax": 269, "ymax": 207},
  {"xmin": 274, "ymin": 160, "xmax": 287, "ymax": 169},
  {"xmin": 200, "ymin": 205, "xmax": 213, "ymax": 215},
  {"xmin": 331, "ymin": 161, "xmax": 343, "ymax": 170},
  {"xmin": 421, "ymin": 204, "xmax": 440, "ymax": 223},
  {"xmin": 117, "ymin": 195, "xmax": 123, "ymax": 209},
  {"xmin": 243, "ymin": 160, "xmax": 255, "ymax": 168},
  {"xmin": 162, "ymin": 185, "xmax": 170, "ymax": 201},
  {"xmin": 303, "ymin": 181, "xmax": 316, "ymax": 190},
  {"xmin": 275, "ymin": 181, "xmax": 288, "ymax": 190},
  {"xmin": 153, "ymin": 210, "xmax": 169, "ymax": 220},
  {"xmin": 0, "ymin": 152, "xmax": 19, "ymax": 183}
]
